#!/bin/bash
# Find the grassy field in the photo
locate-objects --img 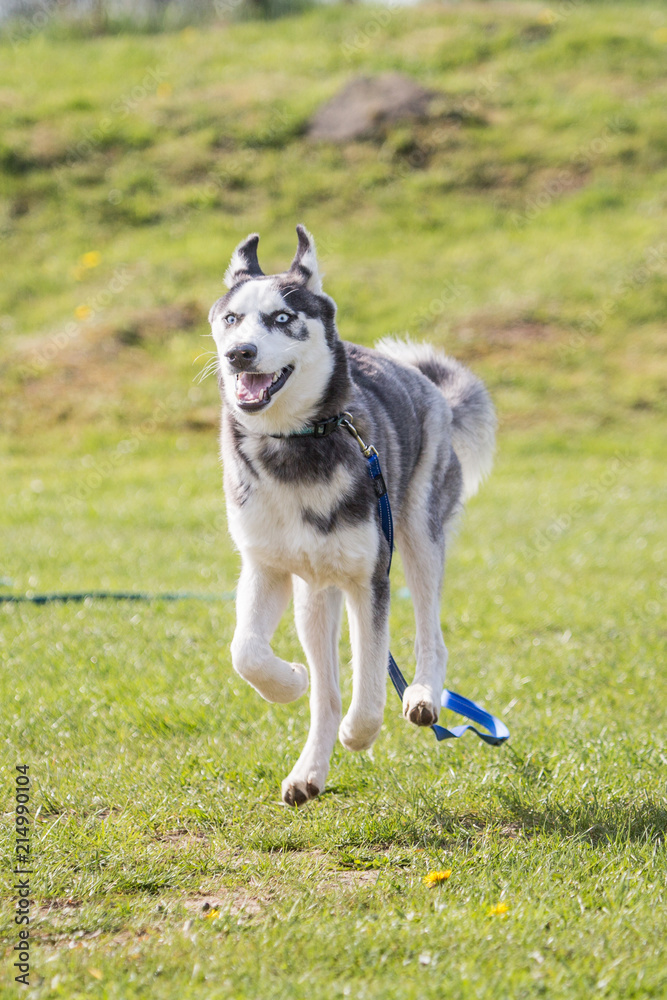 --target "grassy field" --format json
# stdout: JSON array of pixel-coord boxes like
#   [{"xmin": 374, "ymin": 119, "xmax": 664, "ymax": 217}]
[{"xmin": 1, "ymin": 2, "xmax": 666, "ymax": 998}]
